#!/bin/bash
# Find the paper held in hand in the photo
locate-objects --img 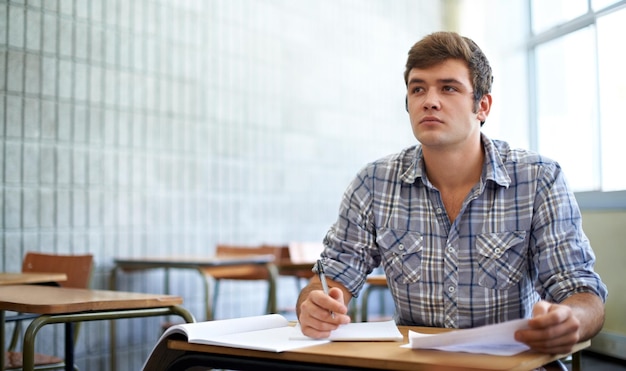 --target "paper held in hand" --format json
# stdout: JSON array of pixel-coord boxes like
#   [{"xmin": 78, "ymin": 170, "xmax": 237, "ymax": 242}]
[{"xmin": 402, "ymin": 318, "xmax": 531, "ymax": 356}]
